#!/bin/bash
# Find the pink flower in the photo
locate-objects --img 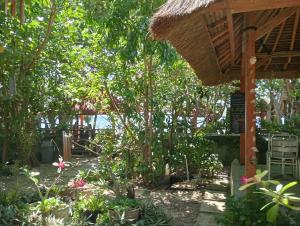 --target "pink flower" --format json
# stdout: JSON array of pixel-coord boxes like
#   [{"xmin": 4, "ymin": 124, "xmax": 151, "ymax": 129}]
[
  {"xmin": 240, "ymin": 176, "xmax": 249, "ymax": 185},
  {"xmin": 69, "ymin": 178, "xmax": 86, "ymax": 188},
  {"xmin": 52, "ymin": 156, "xmax": 69, "ymax": 173}
]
